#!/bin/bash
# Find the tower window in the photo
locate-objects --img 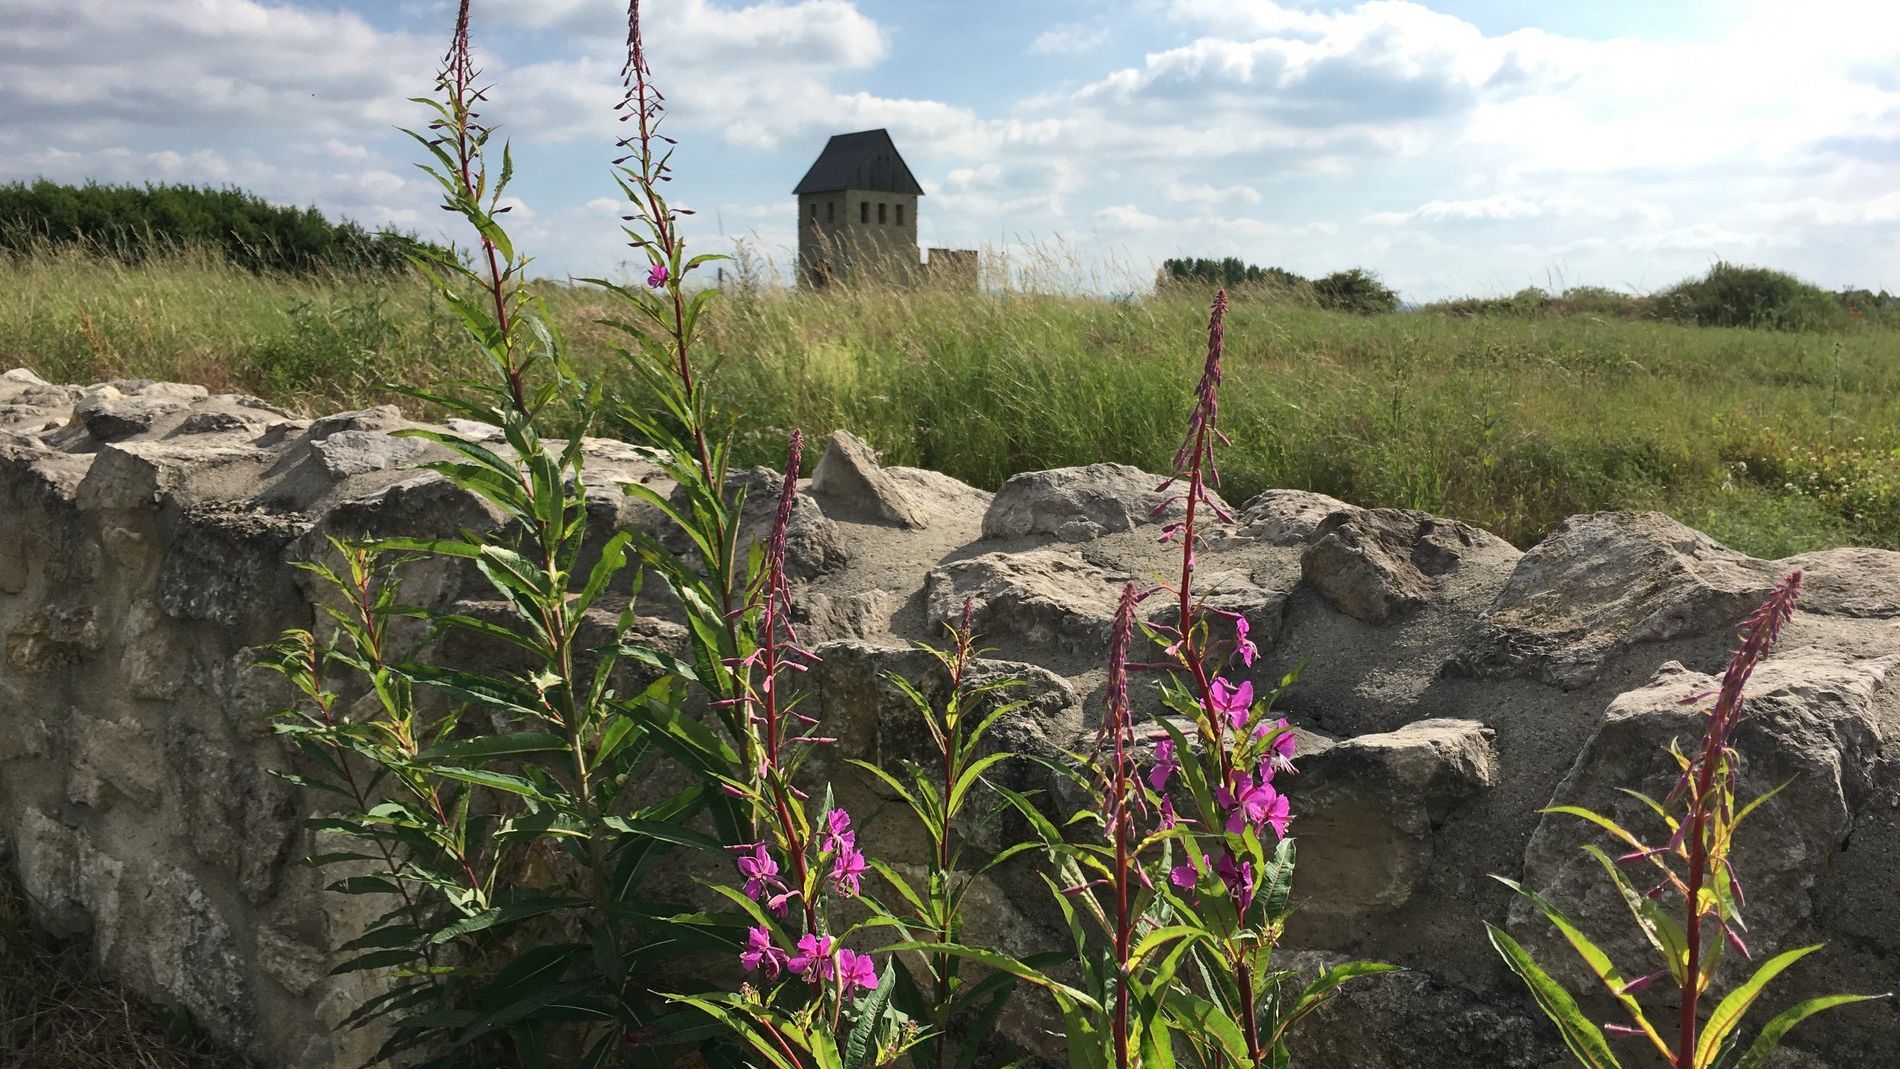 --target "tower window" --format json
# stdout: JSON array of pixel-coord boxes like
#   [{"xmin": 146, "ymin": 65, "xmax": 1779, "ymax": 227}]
[
  {"xmin": 878, "ymin": 203, "xmax": 887, "ymax": 224},
  {"xmin": 860, "ymin": 201, "xmax": 869, "ymax": 224},
  {"xmin": 827, "ymin": 201, "xmax": 835, "ymax": 222},
  {"xmin": 895, "ymin": 204, "xmax": 904, "ymax": 226},
  {"xmin": 809, "ymin": 203, "xmax": 817, "ymax": 221}
]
